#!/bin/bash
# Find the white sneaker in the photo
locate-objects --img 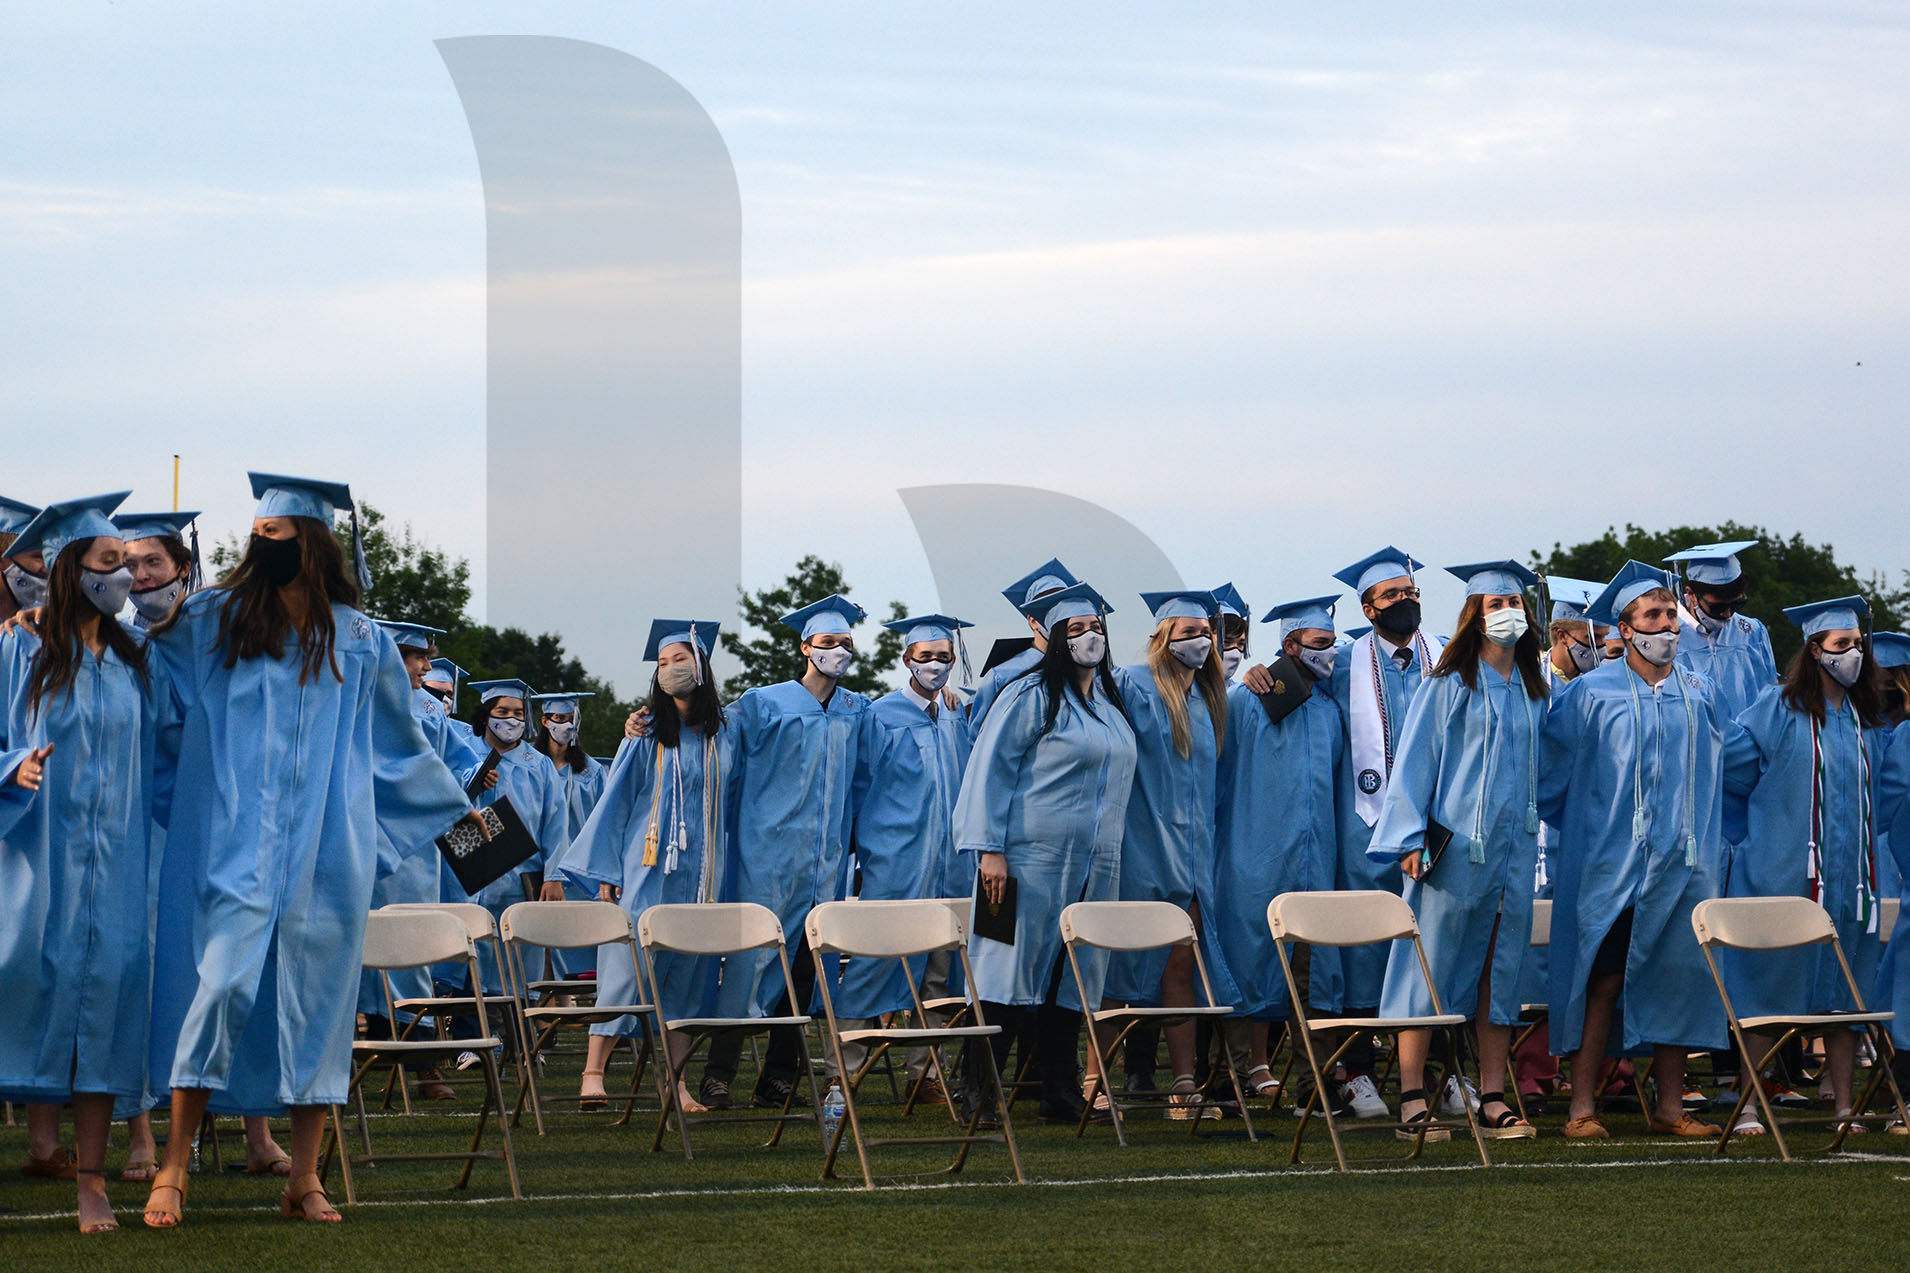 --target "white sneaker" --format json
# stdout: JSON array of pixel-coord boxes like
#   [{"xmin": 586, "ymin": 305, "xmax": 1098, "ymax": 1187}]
[
  {"xmin": 1731, "ymin": 1109, "xmax": 1767, "ymax": 1136},
  {"xmin": 1338, "ymin": 1074, "xmax": 1390, "ymax": 1119},
  {"xmin": 1438, "ymin": 1074, "xmax": 1480, "ymax": 1117},
  {"xmin": 455, "ymin": 1050, "xmax": 481, "ymax": 1071}
]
